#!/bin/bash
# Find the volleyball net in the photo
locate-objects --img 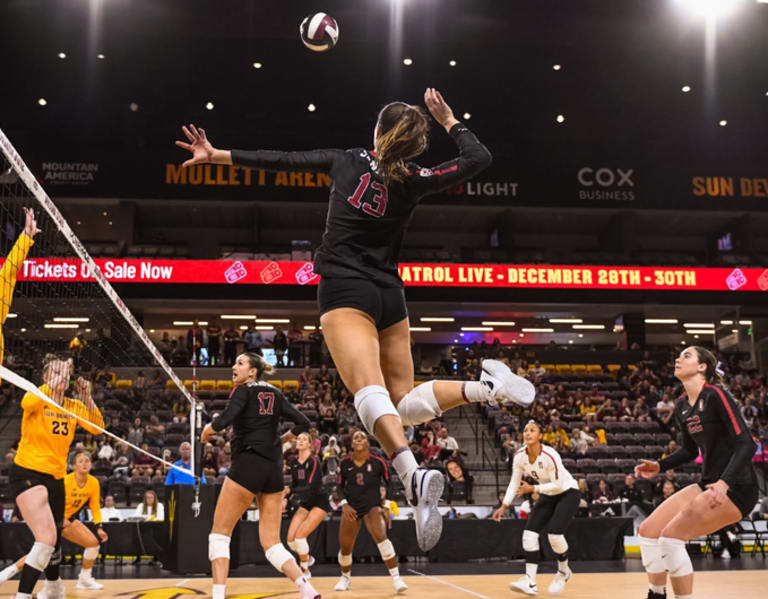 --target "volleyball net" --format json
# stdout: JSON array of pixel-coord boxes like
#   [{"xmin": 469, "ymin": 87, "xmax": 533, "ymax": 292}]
[{"xmin": 0, "ymin": 127, "xmax": 200, "ymax": 480}]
